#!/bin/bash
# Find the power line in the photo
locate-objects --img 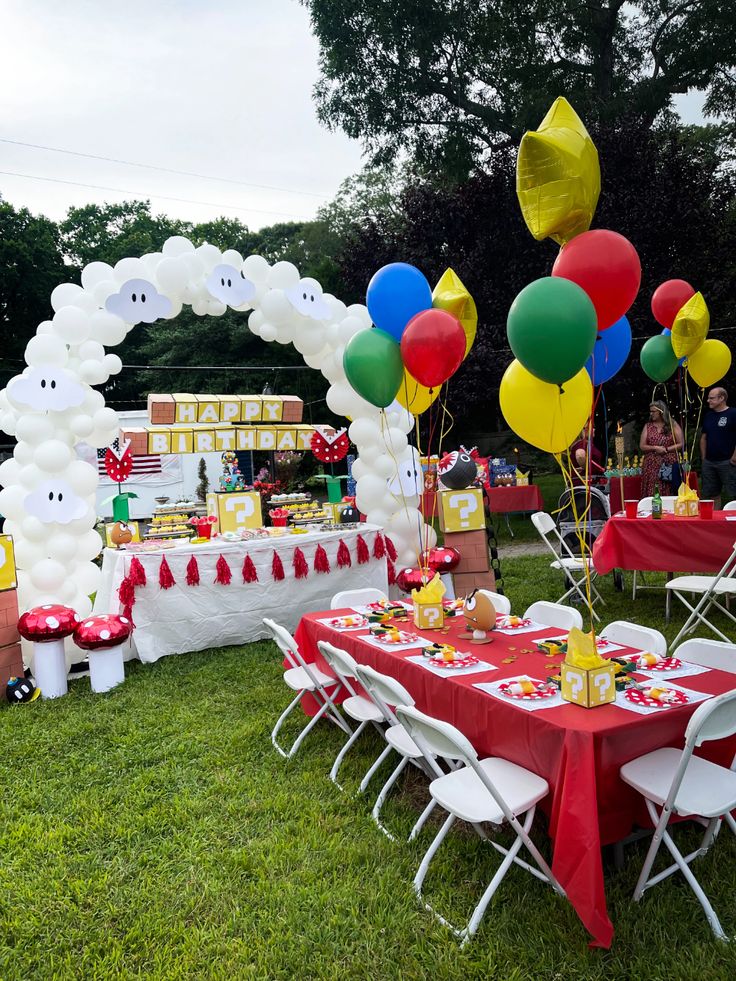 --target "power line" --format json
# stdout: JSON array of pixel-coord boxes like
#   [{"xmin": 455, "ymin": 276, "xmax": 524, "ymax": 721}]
[
  {"xmin": 122, "ymin": 363, "xmax": 305, "ymax": 371},
  {"xmin": 0, "ymin": 138, "xmax": 331, "ymax": 200},
  {"xmin": 0, "ymin": 170, "xmax": 314, "ymax": 222}
]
